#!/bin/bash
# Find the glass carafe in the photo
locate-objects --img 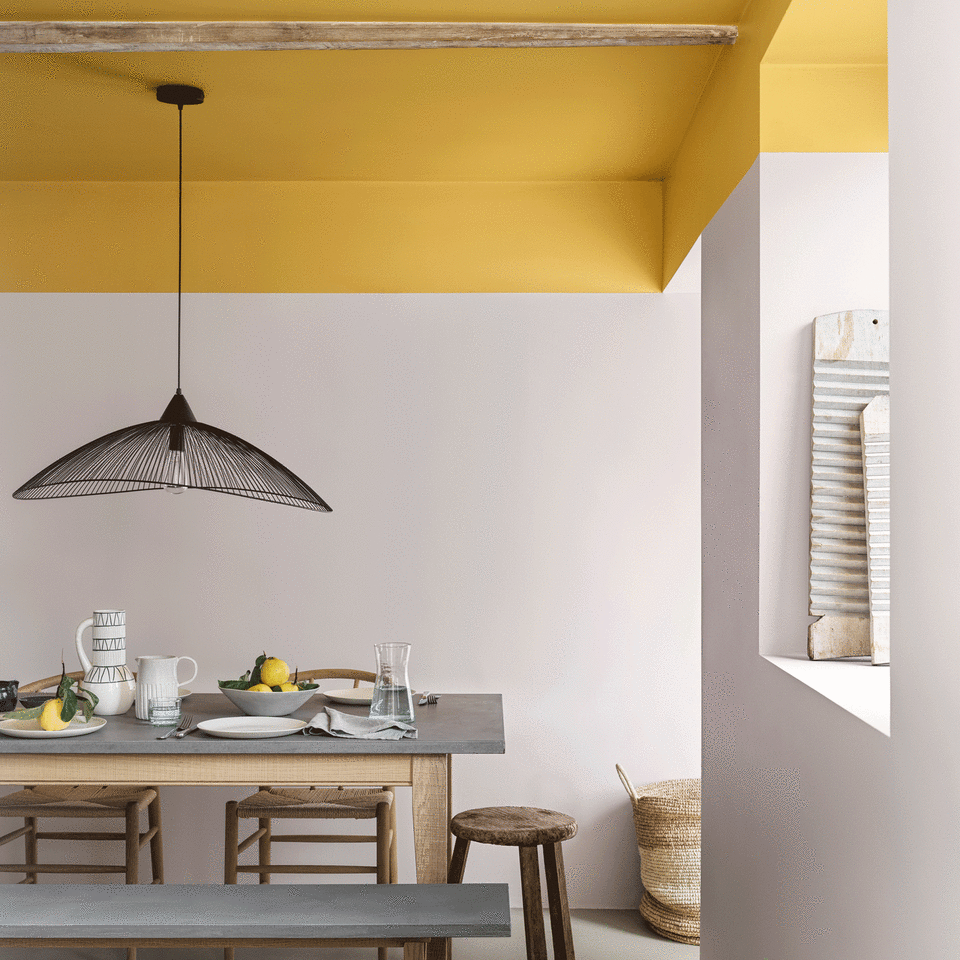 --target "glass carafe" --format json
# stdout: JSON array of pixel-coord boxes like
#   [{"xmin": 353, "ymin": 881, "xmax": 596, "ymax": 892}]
[{"xmin": 369, "ymin": 642, "xmax": 415, "ymax": 723}]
